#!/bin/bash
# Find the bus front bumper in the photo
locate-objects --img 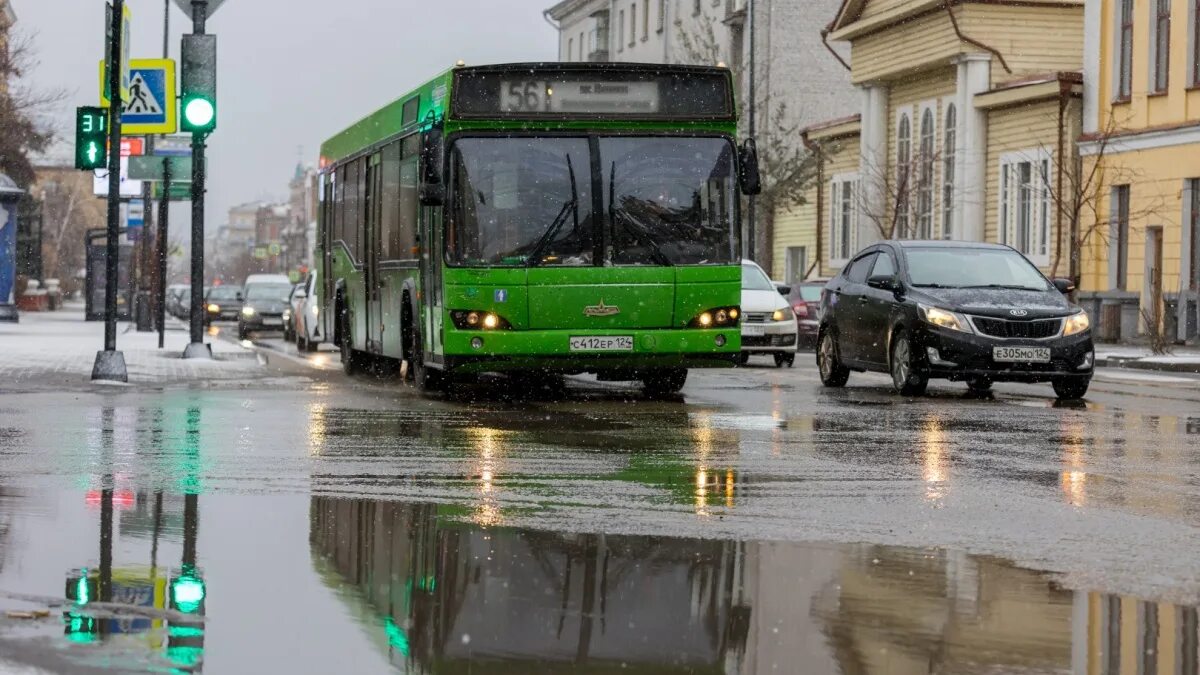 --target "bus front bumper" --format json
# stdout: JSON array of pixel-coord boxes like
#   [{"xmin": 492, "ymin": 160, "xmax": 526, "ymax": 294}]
[{"xmin": 442, "ymin": 328, "xmax": 741, "ymax": 373}]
